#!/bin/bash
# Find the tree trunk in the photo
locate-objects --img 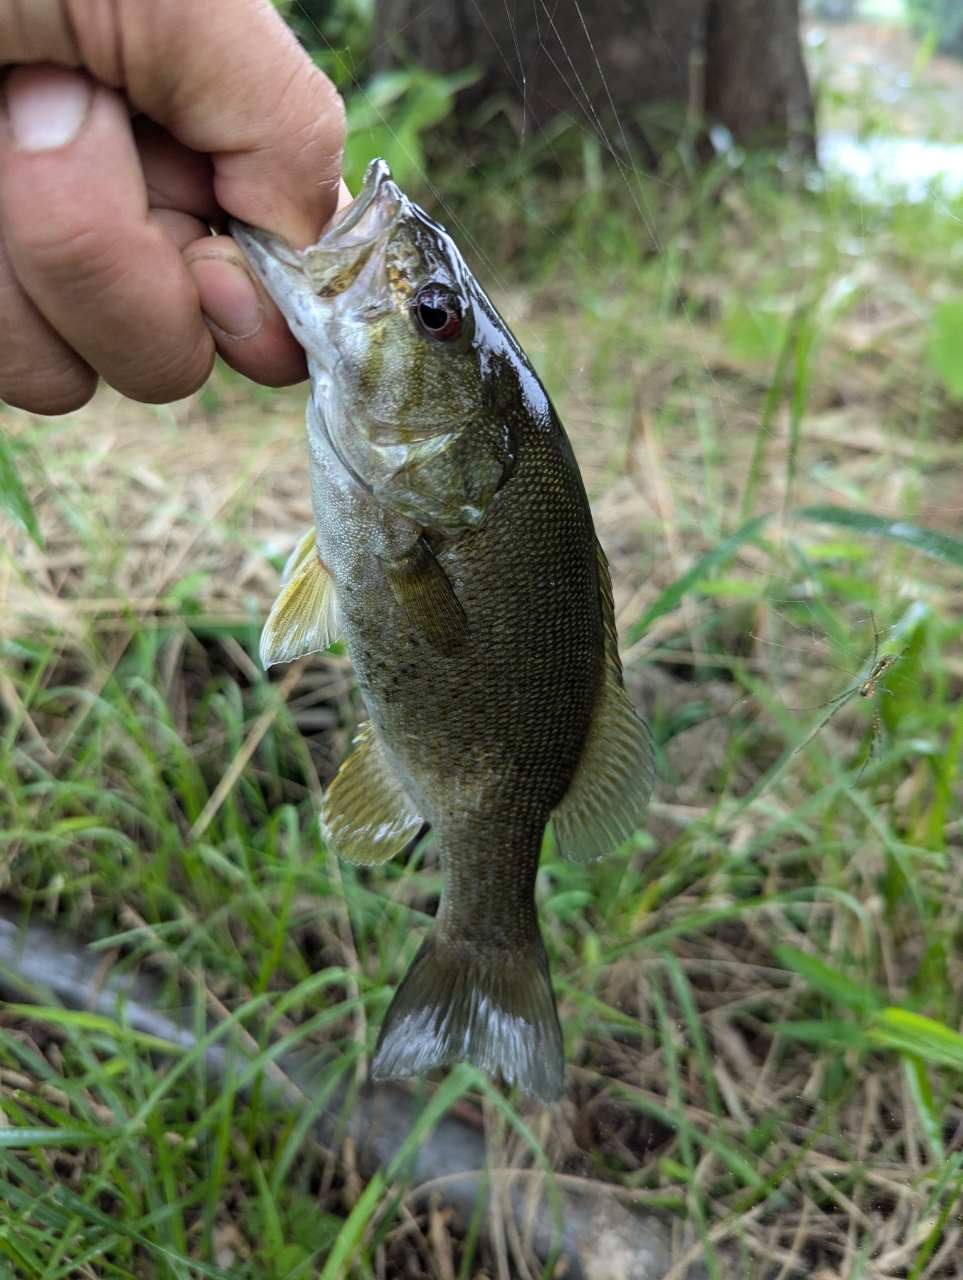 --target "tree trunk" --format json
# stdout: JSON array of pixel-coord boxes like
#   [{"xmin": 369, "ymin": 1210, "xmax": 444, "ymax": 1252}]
[
  {"xmin": 370, "ymin": 0, "xmax": 814, "ymax": 156},
  {"xmin": 705, "ymin": 0, "xmax": 815, "ymax": 156}
]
